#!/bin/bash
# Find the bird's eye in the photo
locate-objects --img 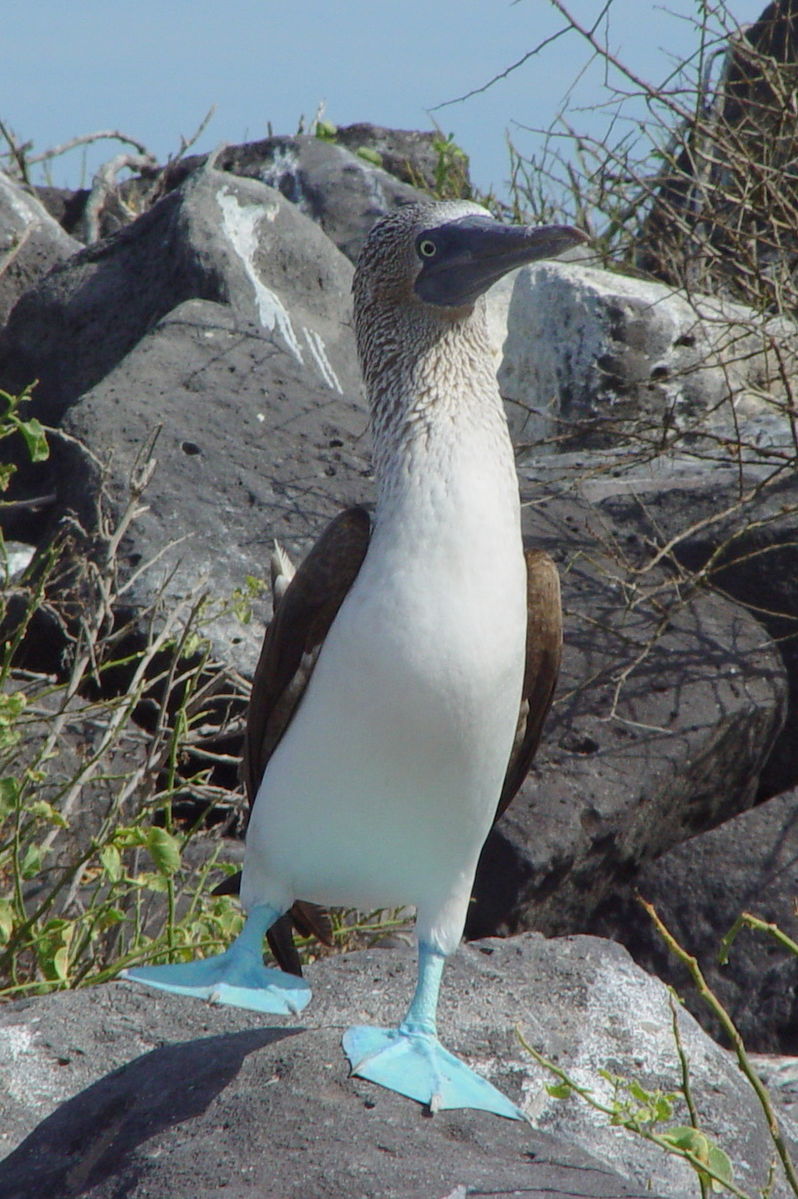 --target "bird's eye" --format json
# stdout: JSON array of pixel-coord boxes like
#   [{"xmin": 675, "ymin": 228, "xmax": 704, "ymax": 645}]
[{"xmin": 418, "ymin": 239, "xmax": 437, "ymax": 259}]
